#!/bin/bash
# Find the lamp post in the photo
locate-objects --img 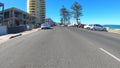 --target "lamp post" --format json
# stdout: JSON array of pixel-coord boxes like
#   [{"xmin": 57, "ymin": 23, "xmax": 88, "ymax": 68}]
[{"xmin": 0, "ymin": 2, "xmax": 4, "ymax": 25}]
